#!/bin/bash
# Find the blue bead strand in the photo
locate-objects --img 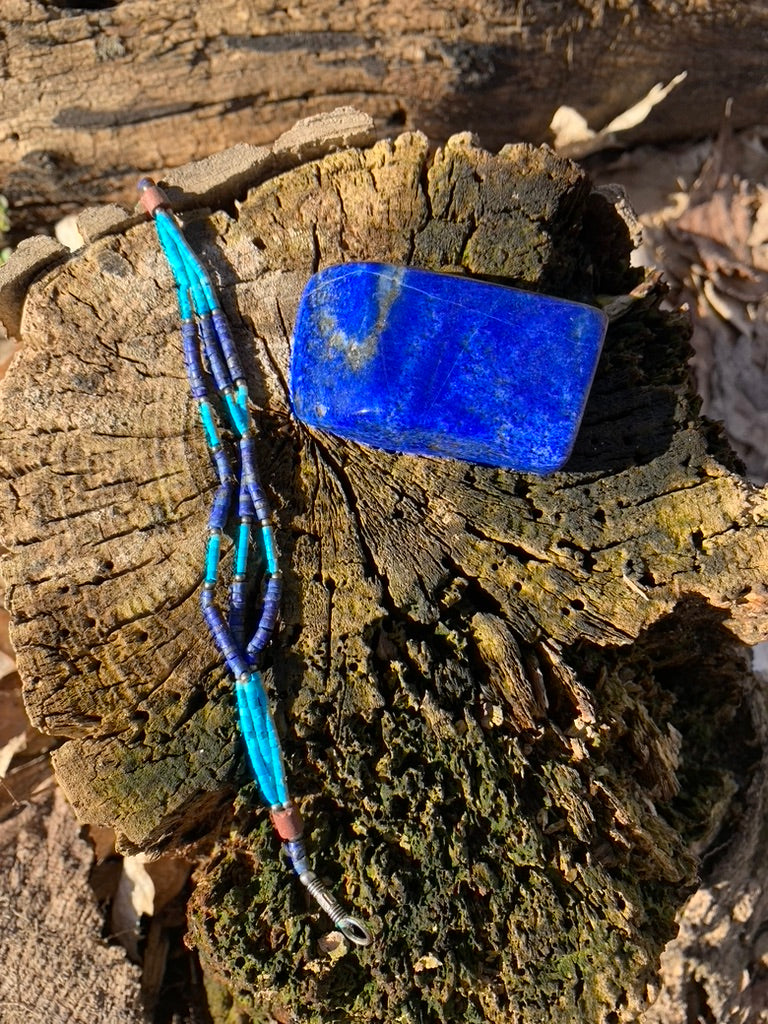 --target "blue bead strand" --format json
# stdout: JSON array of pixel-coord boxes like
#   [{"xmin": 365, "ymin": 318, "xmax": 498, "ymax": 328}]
[
  {"xmin": 234, "ymin": 679, "xmax": 280, "ymax": 808},
  {"xmin": 145, "ymin": 182, "xmax": 284, "ymax": 790},
  {"xmin": 243, "ymin": 672, "xmax": 289, "ymax": 806},
  {"xmin": 138, "ymin": 176, "xmax": 372, "ymax": 946}
]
